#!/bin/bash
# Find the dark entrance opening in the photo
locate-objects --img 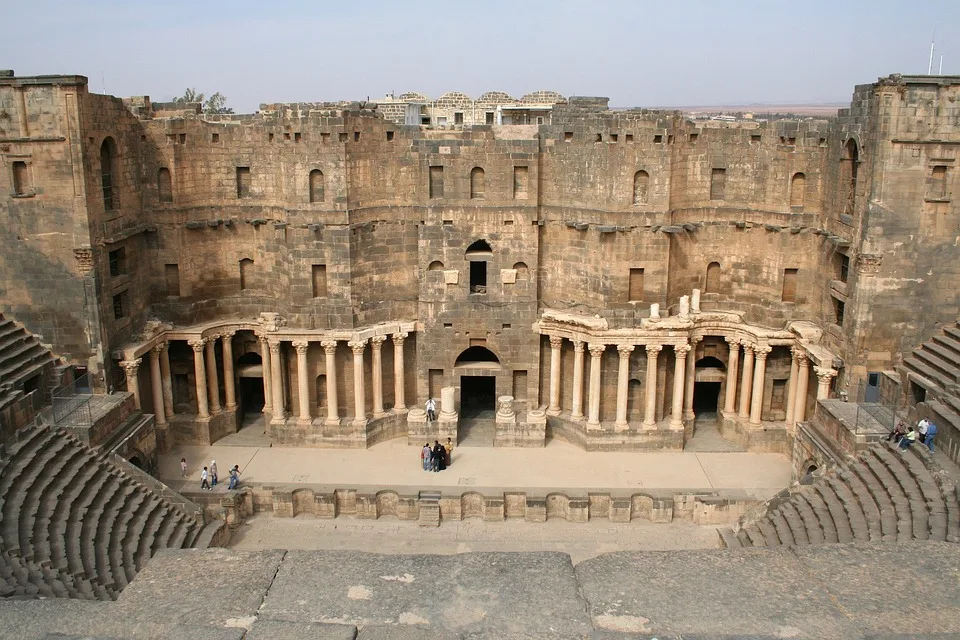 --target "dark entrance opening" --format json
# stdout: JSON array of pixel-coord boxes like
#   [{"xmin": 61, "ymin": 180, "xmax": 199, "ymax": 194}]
[
  {"xmin": 239, "ymin": 377, "xmax": 265, "ymax": 414},
  {"xmin": 693, "ymin": 381, "xmax": 721, "ymax": 413},
  {"xmin": 129, "ymin": 455, "xmax": 143, "ymax": 469},
  {"xmin": 460, "ymin": 375, "xmax": 496, "ymax": 419}
]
